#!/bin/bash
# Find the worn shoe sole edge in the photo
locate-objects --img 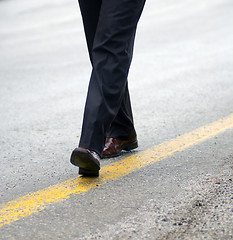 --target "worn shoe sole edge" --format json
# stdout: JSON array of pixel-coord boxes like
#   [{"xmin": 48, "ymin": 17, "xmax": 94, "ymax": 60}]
[
  {"xmin": 70, "ymin": 148, "xmax": 100, "ymax": 176},
  {"xmin": 102, "ymin": 140, "xmax": 138, "ymax": 159}
]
